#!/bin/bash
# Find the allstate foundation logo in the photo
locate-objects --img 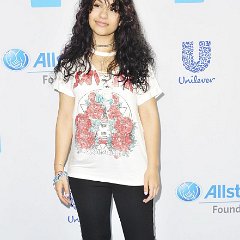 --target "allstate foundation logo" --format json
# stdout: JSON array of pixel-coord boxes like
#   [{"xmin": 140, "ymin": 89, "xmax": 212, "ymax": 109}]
[
  {"xmin": 176, "ymin": 182, "xmax": 201, "ymax": 201},
  {"xmin": 176, "ymin": 182, "xmax": 240, "ymax": 214},
  {"xmin": 179, "ymin": 40, "xmax": 216, "ymax": 85},
  {"xmin": 3, "ymin": 49, "xmax": 29, "ymax": 71},
  {"xmin": 2, "ymin": 49, "xmax": 58, "ymax": 75},
  {"xmin": 182, "ymin": 41, "xmax": 211, "ymax": 73}
]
